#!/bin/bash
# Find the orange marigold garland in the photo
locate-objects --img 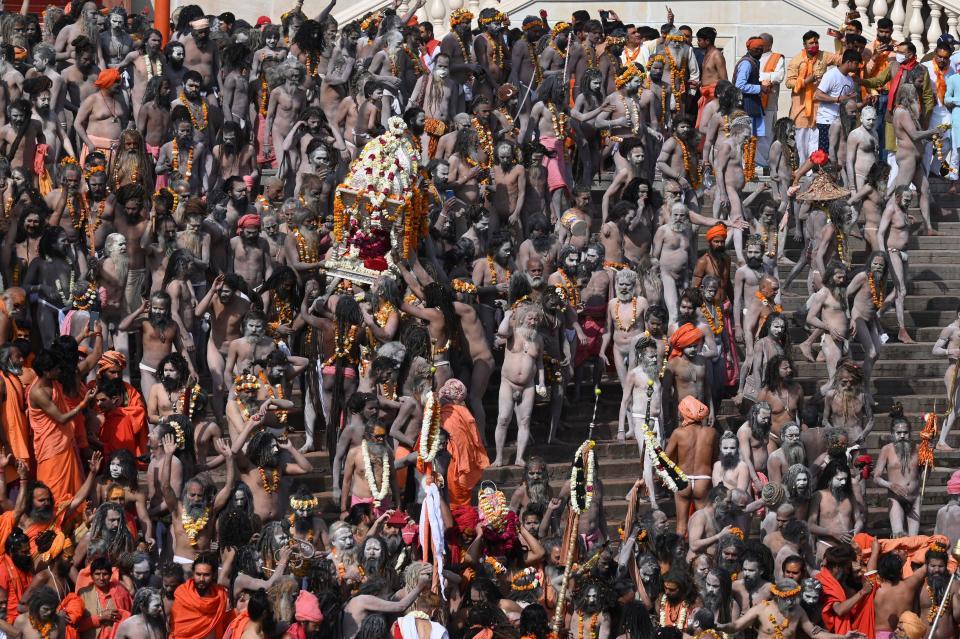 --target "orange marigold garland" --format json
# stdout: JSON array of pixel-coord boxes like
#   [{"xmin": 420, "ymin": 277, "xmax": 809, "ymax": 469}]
[
  {"xmin": 868, "ymin": 273, "xmax": 883, "ymax": 310},
  {"xmin": 918, "ymin": 411, "xmax": 937, "ymax": 469},
  {"xmin": 743, "ymin": 136, "xmax": 757, "ymax": 182}
]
